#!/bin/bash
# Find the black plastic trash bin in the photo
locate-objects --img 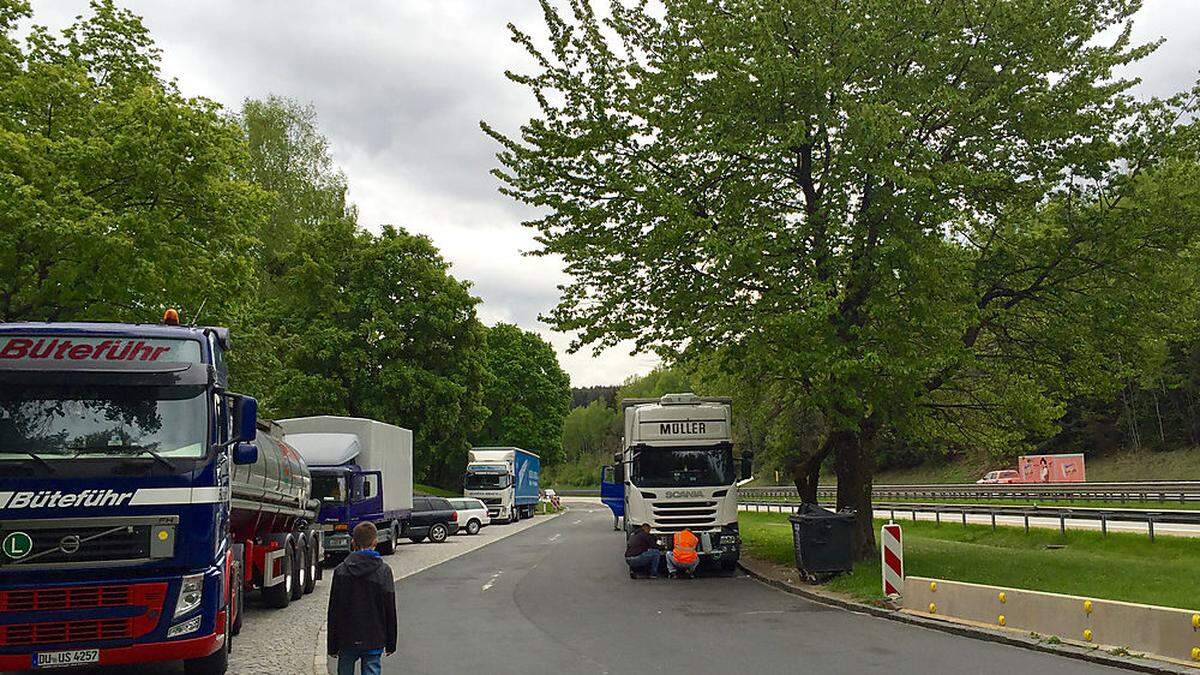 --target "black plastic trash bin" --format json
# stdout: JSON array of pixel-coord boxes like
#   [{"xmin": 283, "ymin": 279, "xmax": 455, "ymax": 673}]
[{"xmin": 789, "ymin": 503, "xmax": 855, "ymax": 579}]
